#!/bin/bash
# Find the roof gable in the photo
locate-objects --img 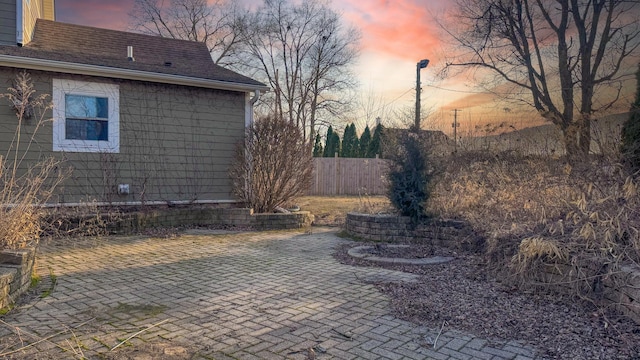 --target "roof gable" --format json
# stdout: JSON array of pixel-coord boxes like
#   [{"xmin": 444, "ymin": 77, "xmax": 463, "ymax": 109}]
[{"xmin": 0, "ymin": 19, "xmax": 266, "ymax": 90}]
